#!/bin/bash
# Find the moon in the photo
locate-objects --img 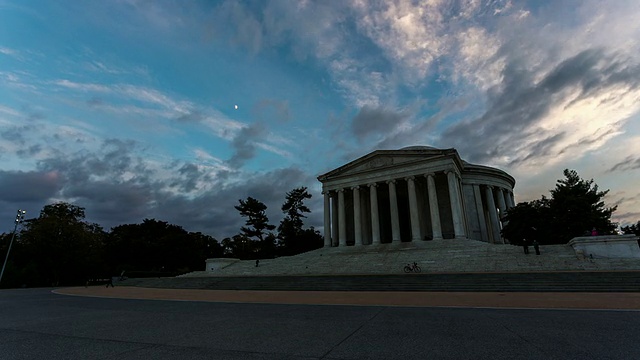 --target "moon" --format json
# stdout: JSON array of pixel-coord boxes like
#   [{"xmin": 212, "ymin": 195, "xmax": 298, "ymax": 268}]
[{"xmin": 234, "ymin": 105, "xmax": 238, "ymax": 110}]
